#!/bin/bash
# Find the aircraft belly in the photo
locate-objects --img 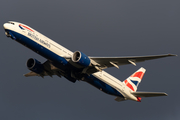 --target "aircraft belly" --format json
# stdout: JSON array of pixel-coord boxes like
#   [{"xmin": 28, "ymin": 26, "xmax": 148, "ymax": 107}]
[
  {"xmin": 11, "ymin": 29, "xmax": 124, "ymax": 97},
  {"xmin": 9, "ymin": 30, "xmax": 67, "ymax": 64},
  {"xmin": 84, "ymin": 75, "xmax": 124, "ymax": 97},
  {"xmin": 9, "ymin": 30, "xmax": 82, "ymax": 82}
]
